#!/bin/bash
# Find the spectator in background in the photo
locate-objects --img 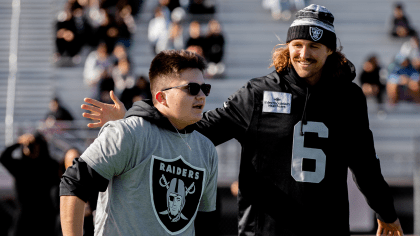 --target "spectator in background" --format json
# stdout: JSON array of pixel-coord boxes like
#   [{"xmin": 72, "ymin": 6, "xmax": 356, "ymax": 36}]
[
  {"xmin": 83, "ymin": 42, "xmax": 113, "ymax": 88},
  {"xmin": 111, "ymin": 42, "xmax": 129, "ymax": 62},
  {"xmin": 359, "ymin": 55, "xmax": 385, "ymax": 110},
  {"xmin": 114, "ymin": 5, "xmax": 137, "ymax": 49},
  {"xmin": 54, "ymin": 5, "xmax": 85, "ymax": 65},
  {"xmin": 148, "ymin": 6, "xmax": 170, "ymax": 55},
  {"xmin": 188, "ymin": 0, "xmax": 216, "ymax": 14},
  {"xmin": 98, "ymin": 76, "xmax": 115, "ymax": 104},
  {"xmin": 120, "ymin": 75, "xmax": 152, "ymax": 109},
  {"xmin": 387, "ymin": 53, "xmax": 420, "ymax": 104},
  {"xmin": 0, "ymin": 132, "xmax": 59, "ymax": 236},
  {"xmin": 84, "ymin": 0, "xmax": 105, "ymax": 48},
  {"xmin": 166, "ymin": 21, "xmax": 185, "ymax": 51},
  {"xmin": 400, "ymin": 33, "xmax": 420, "ymax": 71},
  {"xmin": 203, "ymin": 19, "xmax": 225, "ymax": 77},
  {"xmin": 390, "ymin": 2, "xmax": 416, "ymax": 38},
  {"xmin": 186, "ymin": 21, "xmax": 206, "ymax": 55},
  {"xmin": 45, "ymin": 97, "xmax": 74, "ymax": 123},
  {"xmin": 97, "ymin": 10, "xmax": 122, "ymax": 53},
  {"xmin": 112, "ymin": 56, "xmax": 135, "ymax": 94},
  {"xmin": 109, "ymin": 43, "xmax": 135, "ymax": 95}
]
